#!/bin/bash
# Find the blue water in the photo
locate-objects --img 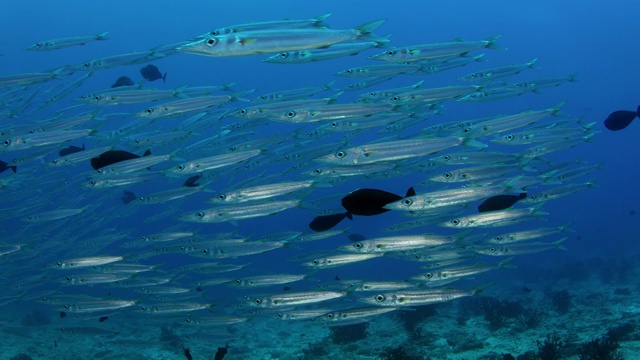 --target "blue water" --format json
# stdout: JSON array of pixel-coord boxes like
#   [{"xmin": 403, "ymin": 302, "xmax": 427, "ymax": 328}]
[{"xmin": 1, "ymin": 1, "xmax": 639, "ymax": 359}]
